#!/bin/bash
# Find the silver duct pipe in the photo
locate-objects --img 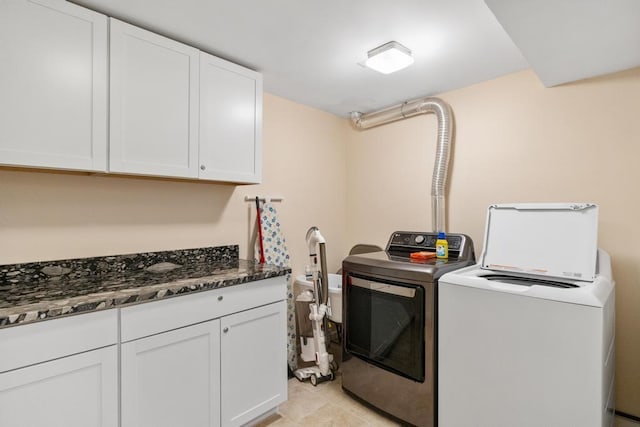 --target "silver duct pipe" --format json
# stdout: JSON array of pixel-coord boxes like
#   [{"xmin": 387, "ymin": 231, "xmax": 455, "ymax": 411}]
[{"xmin": 350, "ymin": 97, "xmax": 453, "ymax": 233}]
